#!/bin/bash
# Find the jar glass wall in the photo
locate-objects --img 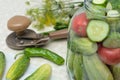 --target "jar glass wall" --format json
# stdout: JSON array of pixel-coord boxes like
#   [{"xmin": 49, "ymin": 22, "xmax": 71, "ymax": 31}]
[{"xmin": 66, "ymin": 0, "xmax": 120, "ymax": 80}]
